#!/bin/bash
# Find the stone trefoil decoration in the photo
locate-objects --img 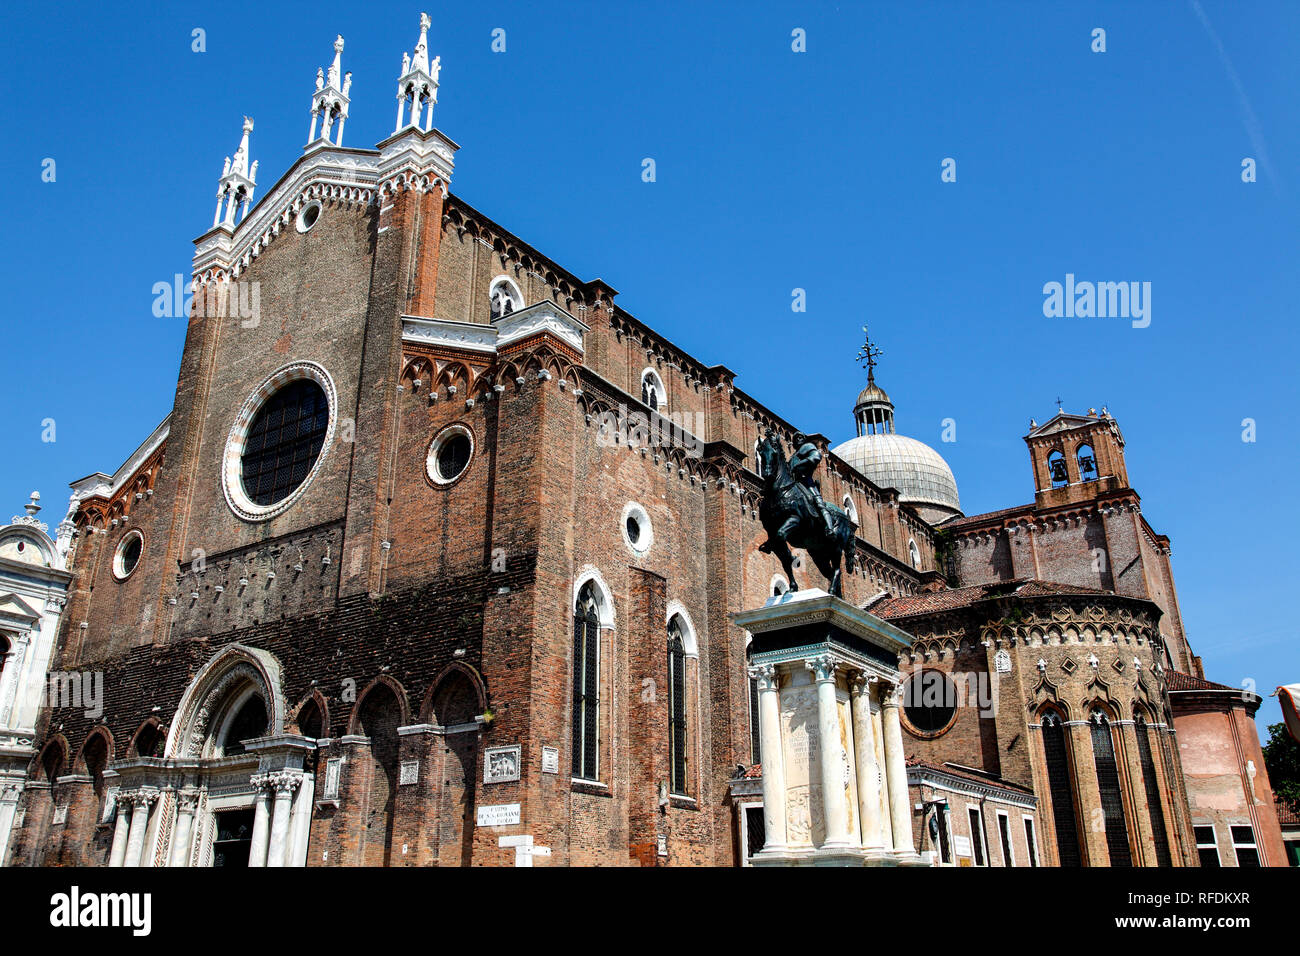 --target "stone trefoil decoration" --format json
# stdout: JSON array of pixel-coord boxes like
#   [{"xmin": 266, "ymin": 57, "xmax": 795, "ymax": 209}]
[{"xmin": 734, "ymin": 589, "xmax": 927, "ymax": 866}]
